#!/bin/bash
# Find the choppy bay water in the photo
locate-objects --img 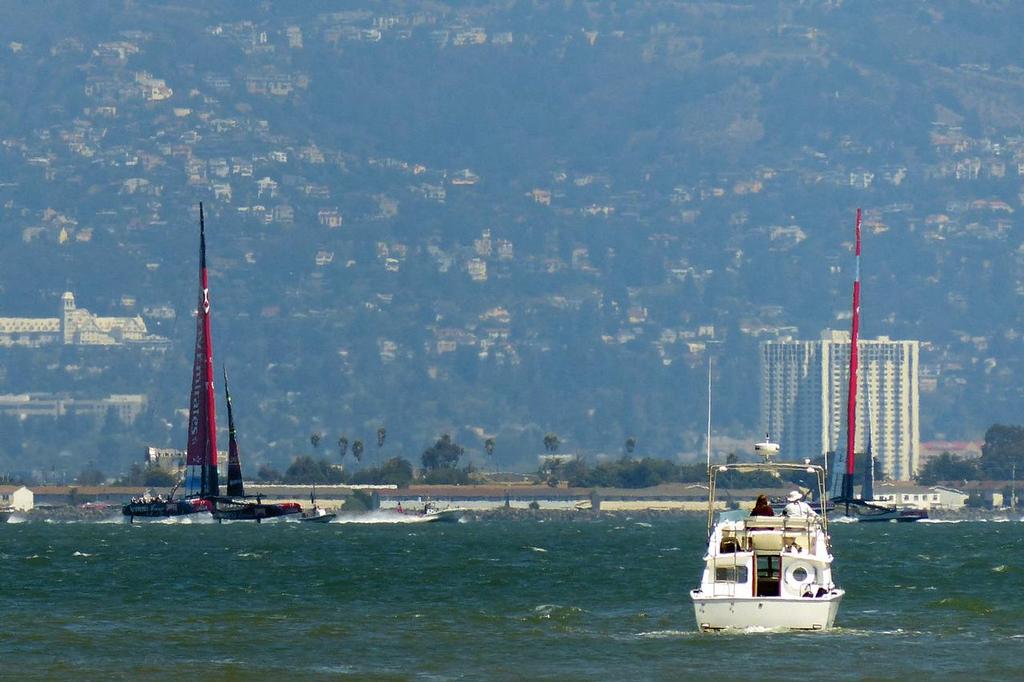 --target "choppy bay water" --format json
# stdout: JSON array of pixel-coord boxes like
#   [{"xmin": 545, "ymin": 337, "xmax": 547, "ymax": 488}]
[{"xmin": 2, "ymin": 516, "xmax": 1023, "ymax": 680}]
